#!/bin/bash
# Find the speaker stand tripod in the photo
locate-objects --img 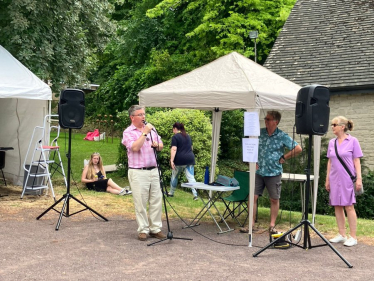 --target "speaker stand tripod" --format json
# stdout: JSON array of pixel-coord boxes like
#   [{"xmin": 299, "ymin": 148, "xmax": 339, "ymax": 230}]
[
  {"xmin": 37, "ymin": 128, "xmax": 108, "ymax": 230},
  {"xmin": 147, "ymin": 131, "xmax": 192, "ymax": 246},
  {"xmin": 253, "ymin": 134, "xmax": 352, "ymax": 268}
]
